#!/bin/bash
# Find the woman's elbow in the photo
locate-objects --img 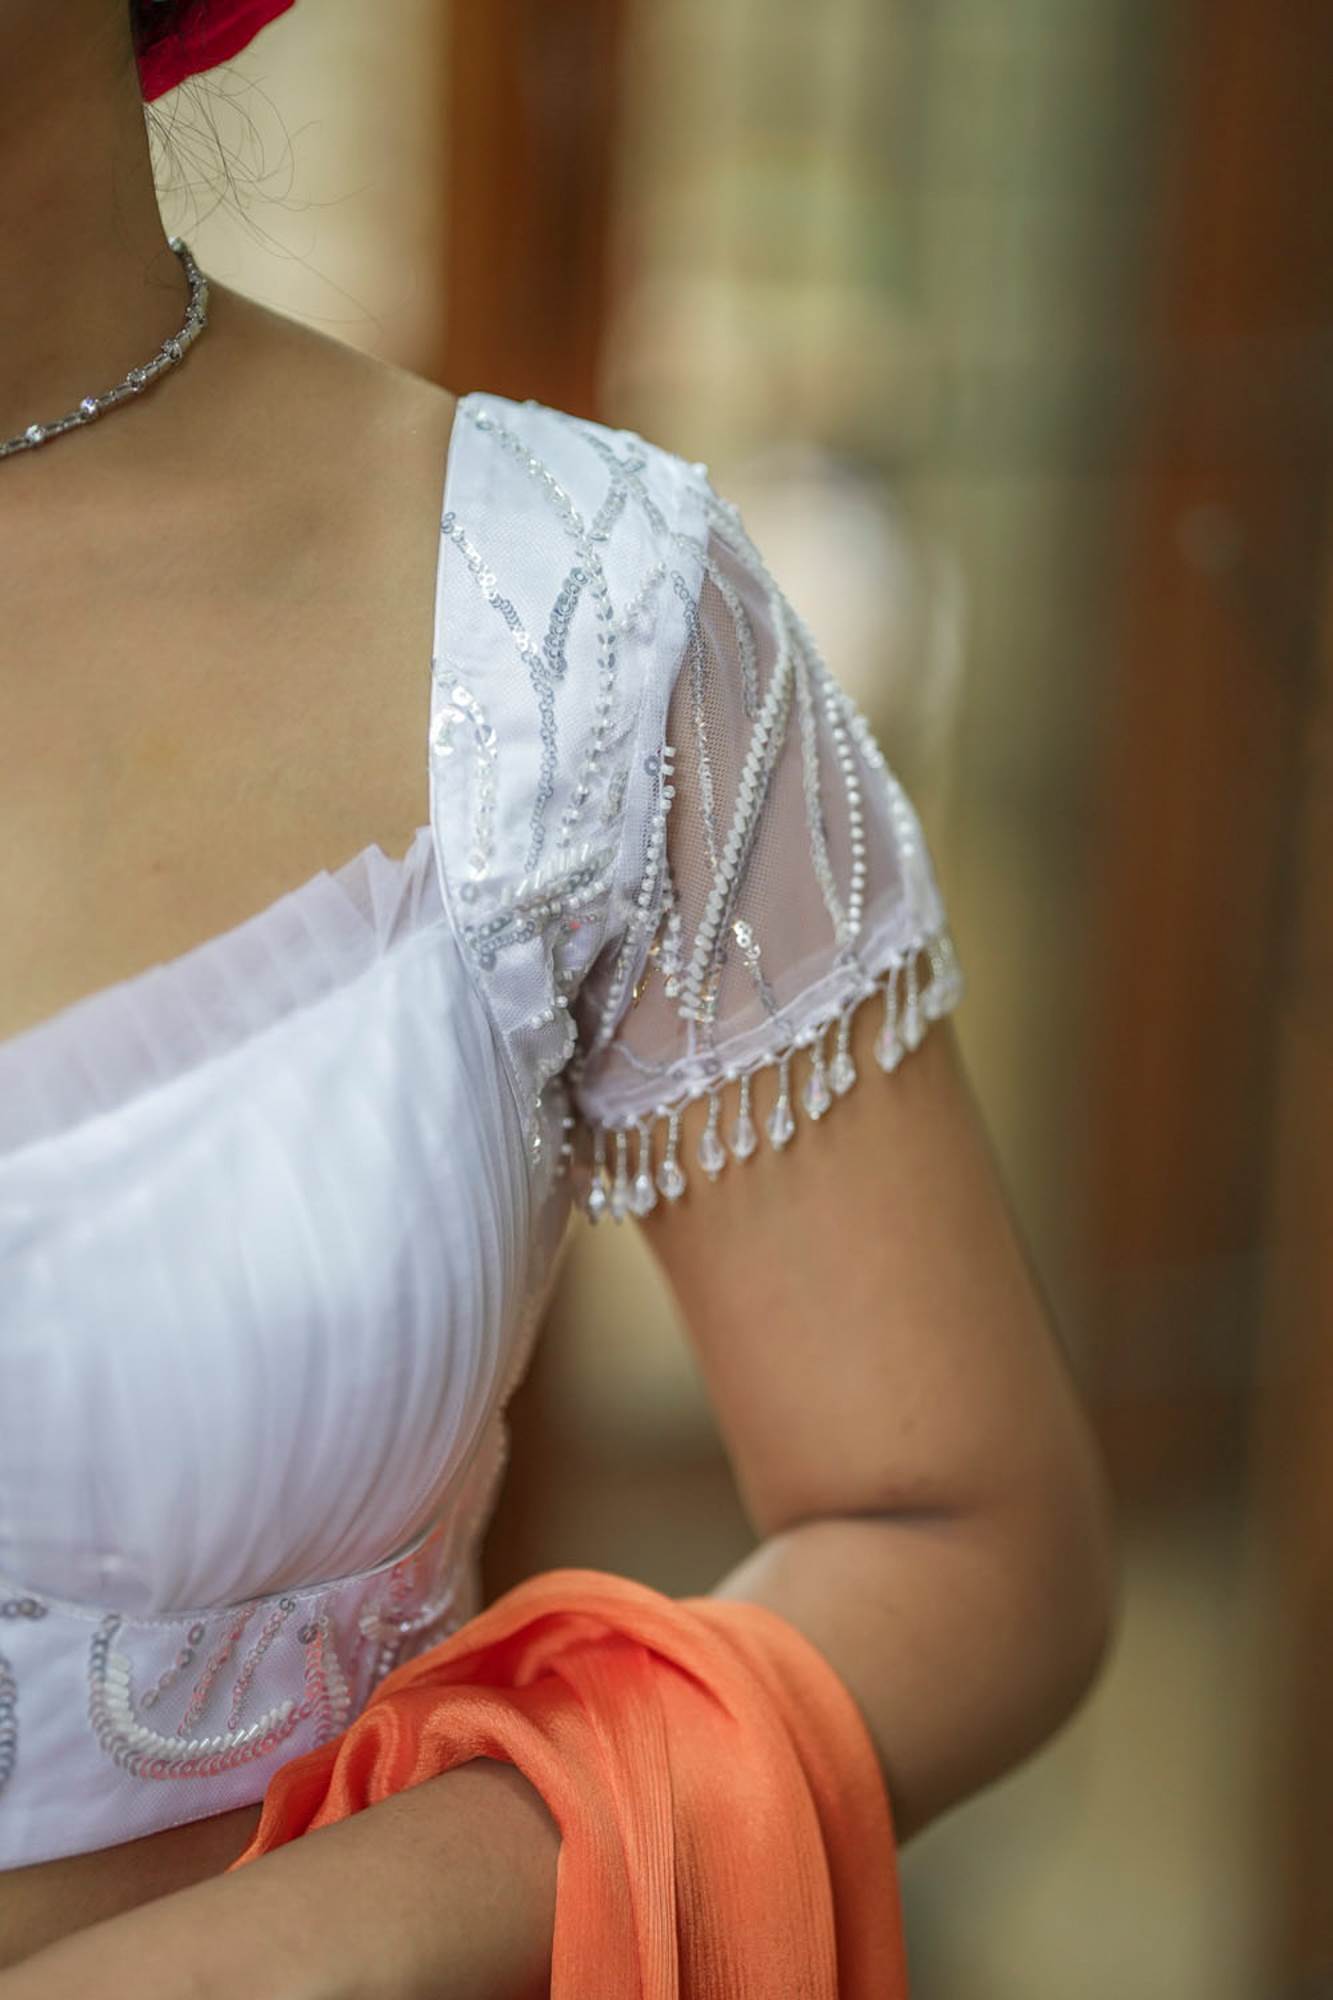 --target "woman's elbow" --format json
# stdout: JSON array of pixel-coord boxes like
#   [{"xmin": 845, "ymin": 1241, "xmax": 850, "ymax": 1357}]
[
  {"xmin": 1000, "ymin": 1413, "xmax": 1123, "ymax": 1744},
  {"xmin": 888, "ymin": 1416, "xmax": 1122, "ymax": 1840}
]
